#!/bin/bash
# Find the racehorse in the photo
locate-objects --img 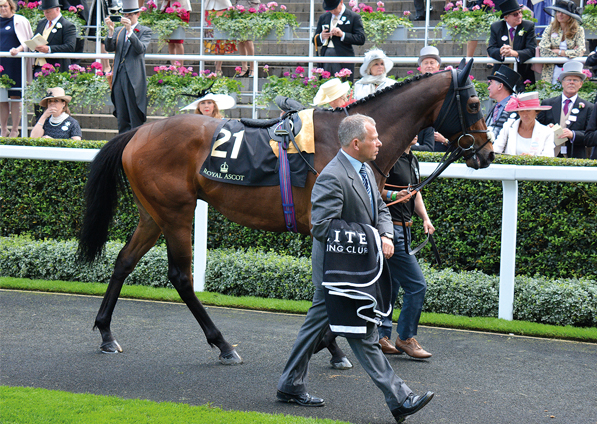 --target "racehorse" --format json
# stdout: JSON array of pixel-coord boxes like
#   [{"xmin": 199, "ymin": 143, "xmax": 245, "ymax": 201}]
[{"xmin": 79, "ymin": 59, "xmax": 494, "ymax": 365}]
